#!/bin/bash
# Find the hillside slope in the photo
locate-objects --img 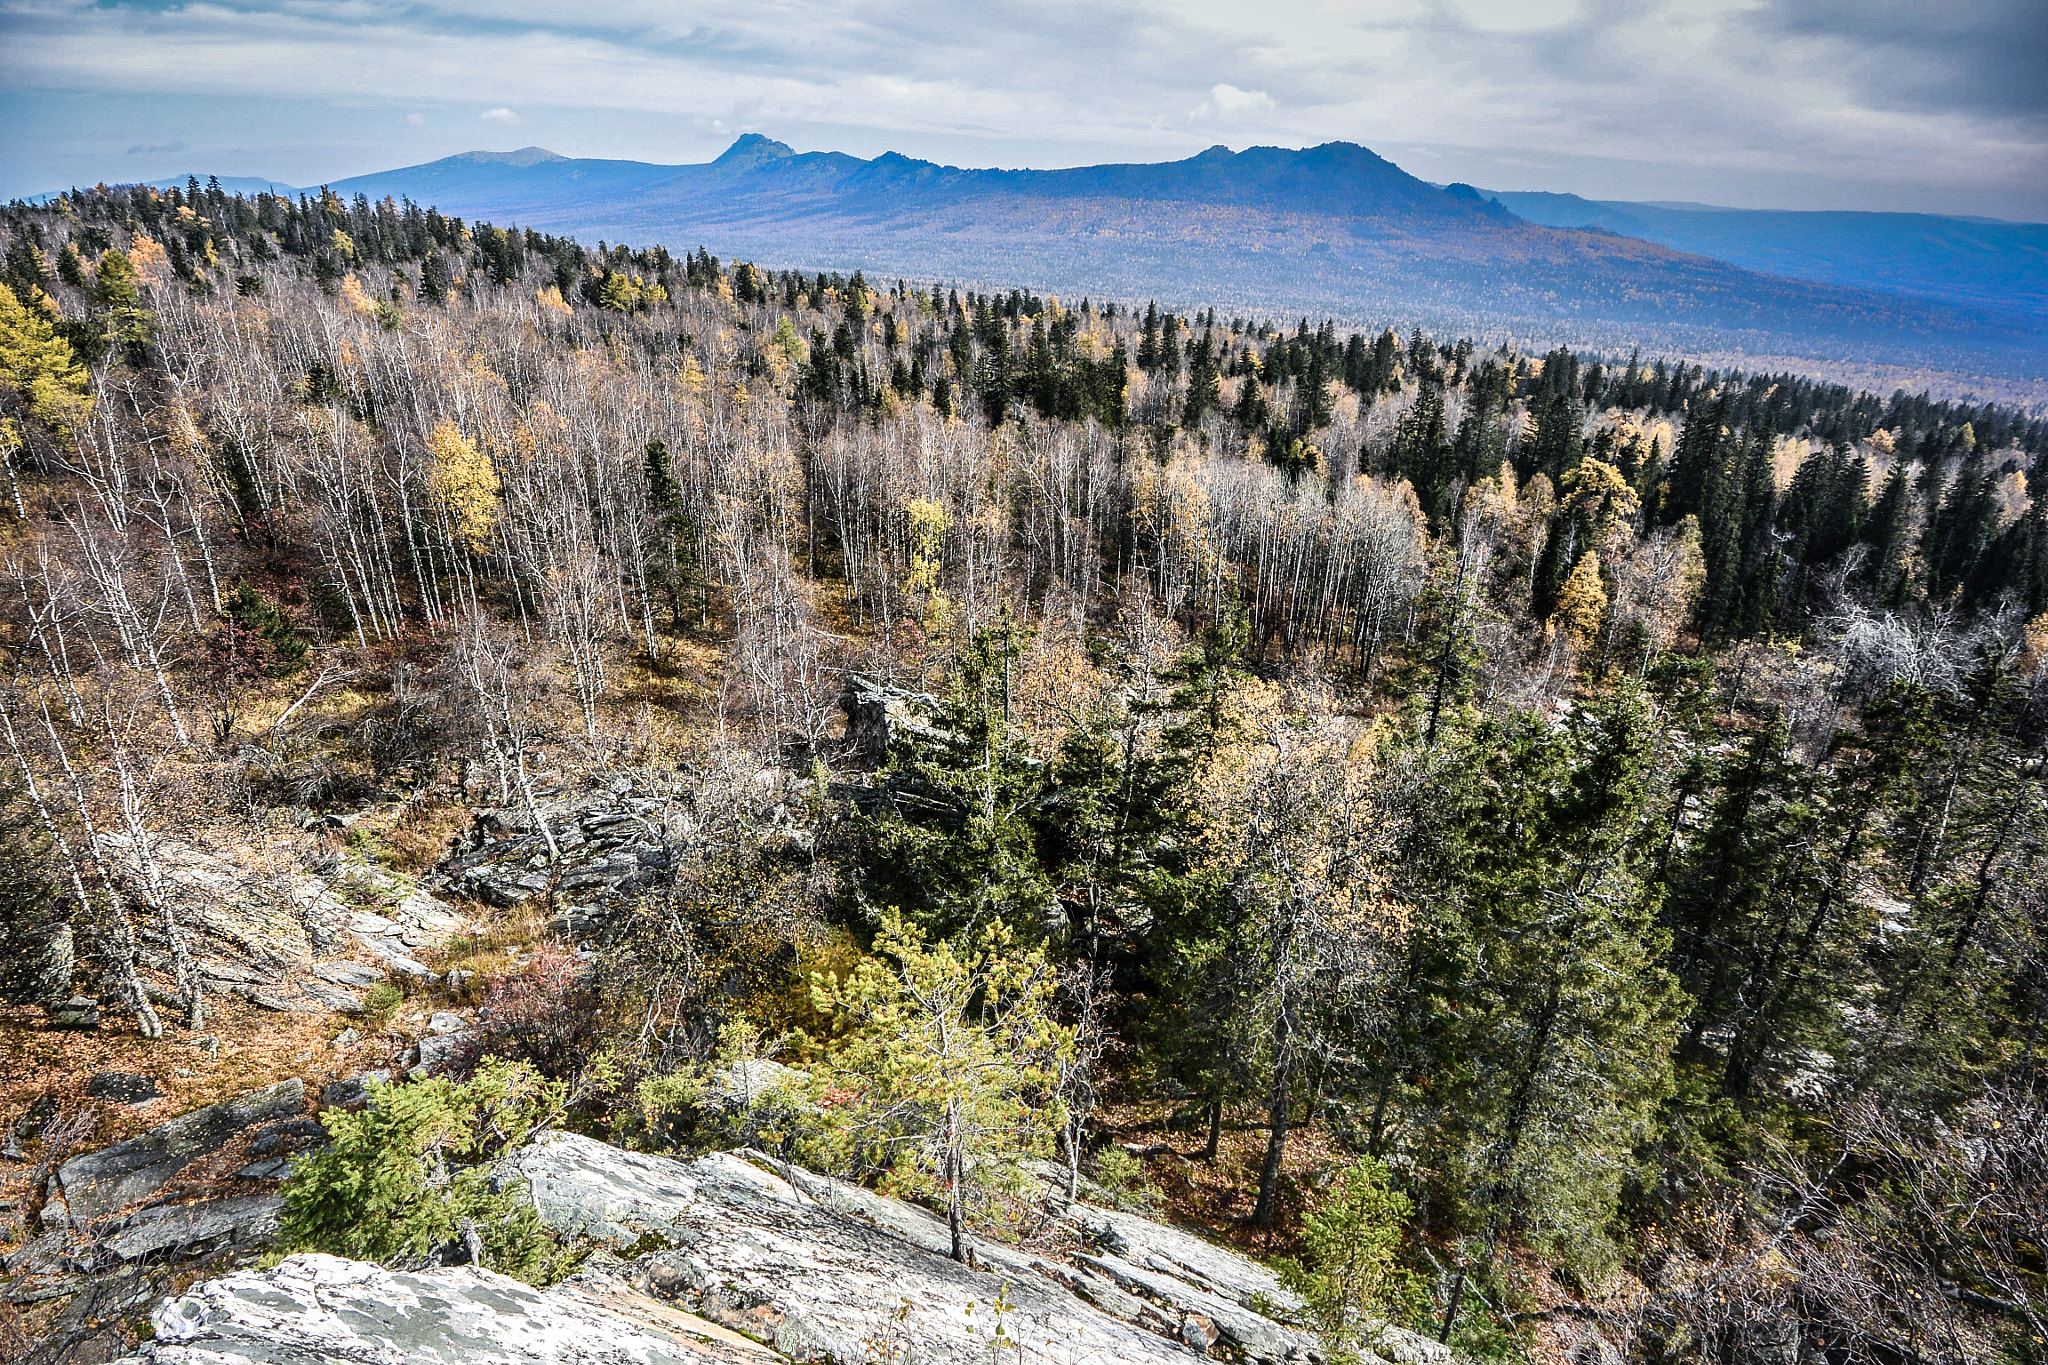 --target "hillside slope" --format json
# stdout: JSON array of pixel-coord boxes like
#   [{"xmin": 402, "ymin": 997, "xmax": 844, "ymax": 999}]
[
  {"xmin": 307, "ymin": 138, "xmax": 2047, "ymax": 377},
  {"xmin": 1484, "ymin": 188, "xmax": 2048, "ymax": 320}
]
